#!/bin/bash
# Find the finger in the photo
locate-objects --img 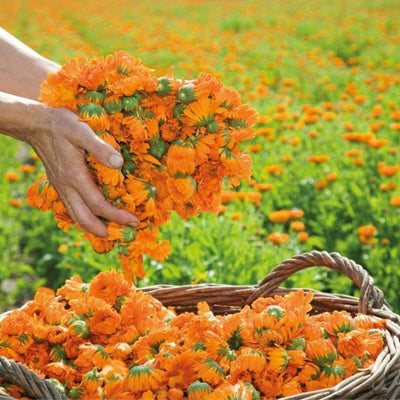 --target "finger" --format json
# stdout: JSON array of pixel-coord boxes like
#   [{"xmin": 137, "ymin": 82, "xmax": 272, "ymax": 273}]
[
  {"xmin": 65, "ymin": 159, "xmax": 140, "ymax": 227},
  {"xmin": 71, "ymin": 122, "xmax": 124, "ymax": 169},
  {"xmin": 60, "ymin": 188, "xmax": 108, "ymax": 238}
]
